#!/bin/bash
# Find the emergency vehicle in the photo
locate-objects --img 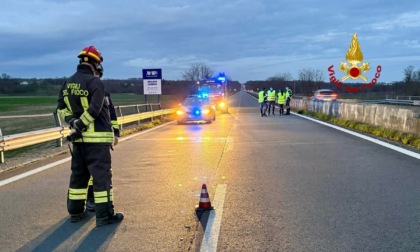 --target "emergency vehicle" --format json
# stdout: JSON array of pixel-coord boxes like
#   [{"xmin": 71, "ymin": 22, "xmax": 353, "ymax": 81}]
[{"xmin": 197, "ymin": 73, "xmax": 228, "ymax": 112}]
